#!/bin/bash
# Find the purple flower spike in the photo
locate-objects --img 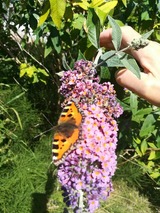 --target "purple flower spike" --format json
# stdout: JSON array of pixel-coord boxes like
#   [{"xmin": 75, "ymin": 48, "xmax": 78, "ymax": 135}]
[{"xmin": 56, "ymin": 60, "xmax": 123, "ymax": 212}]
